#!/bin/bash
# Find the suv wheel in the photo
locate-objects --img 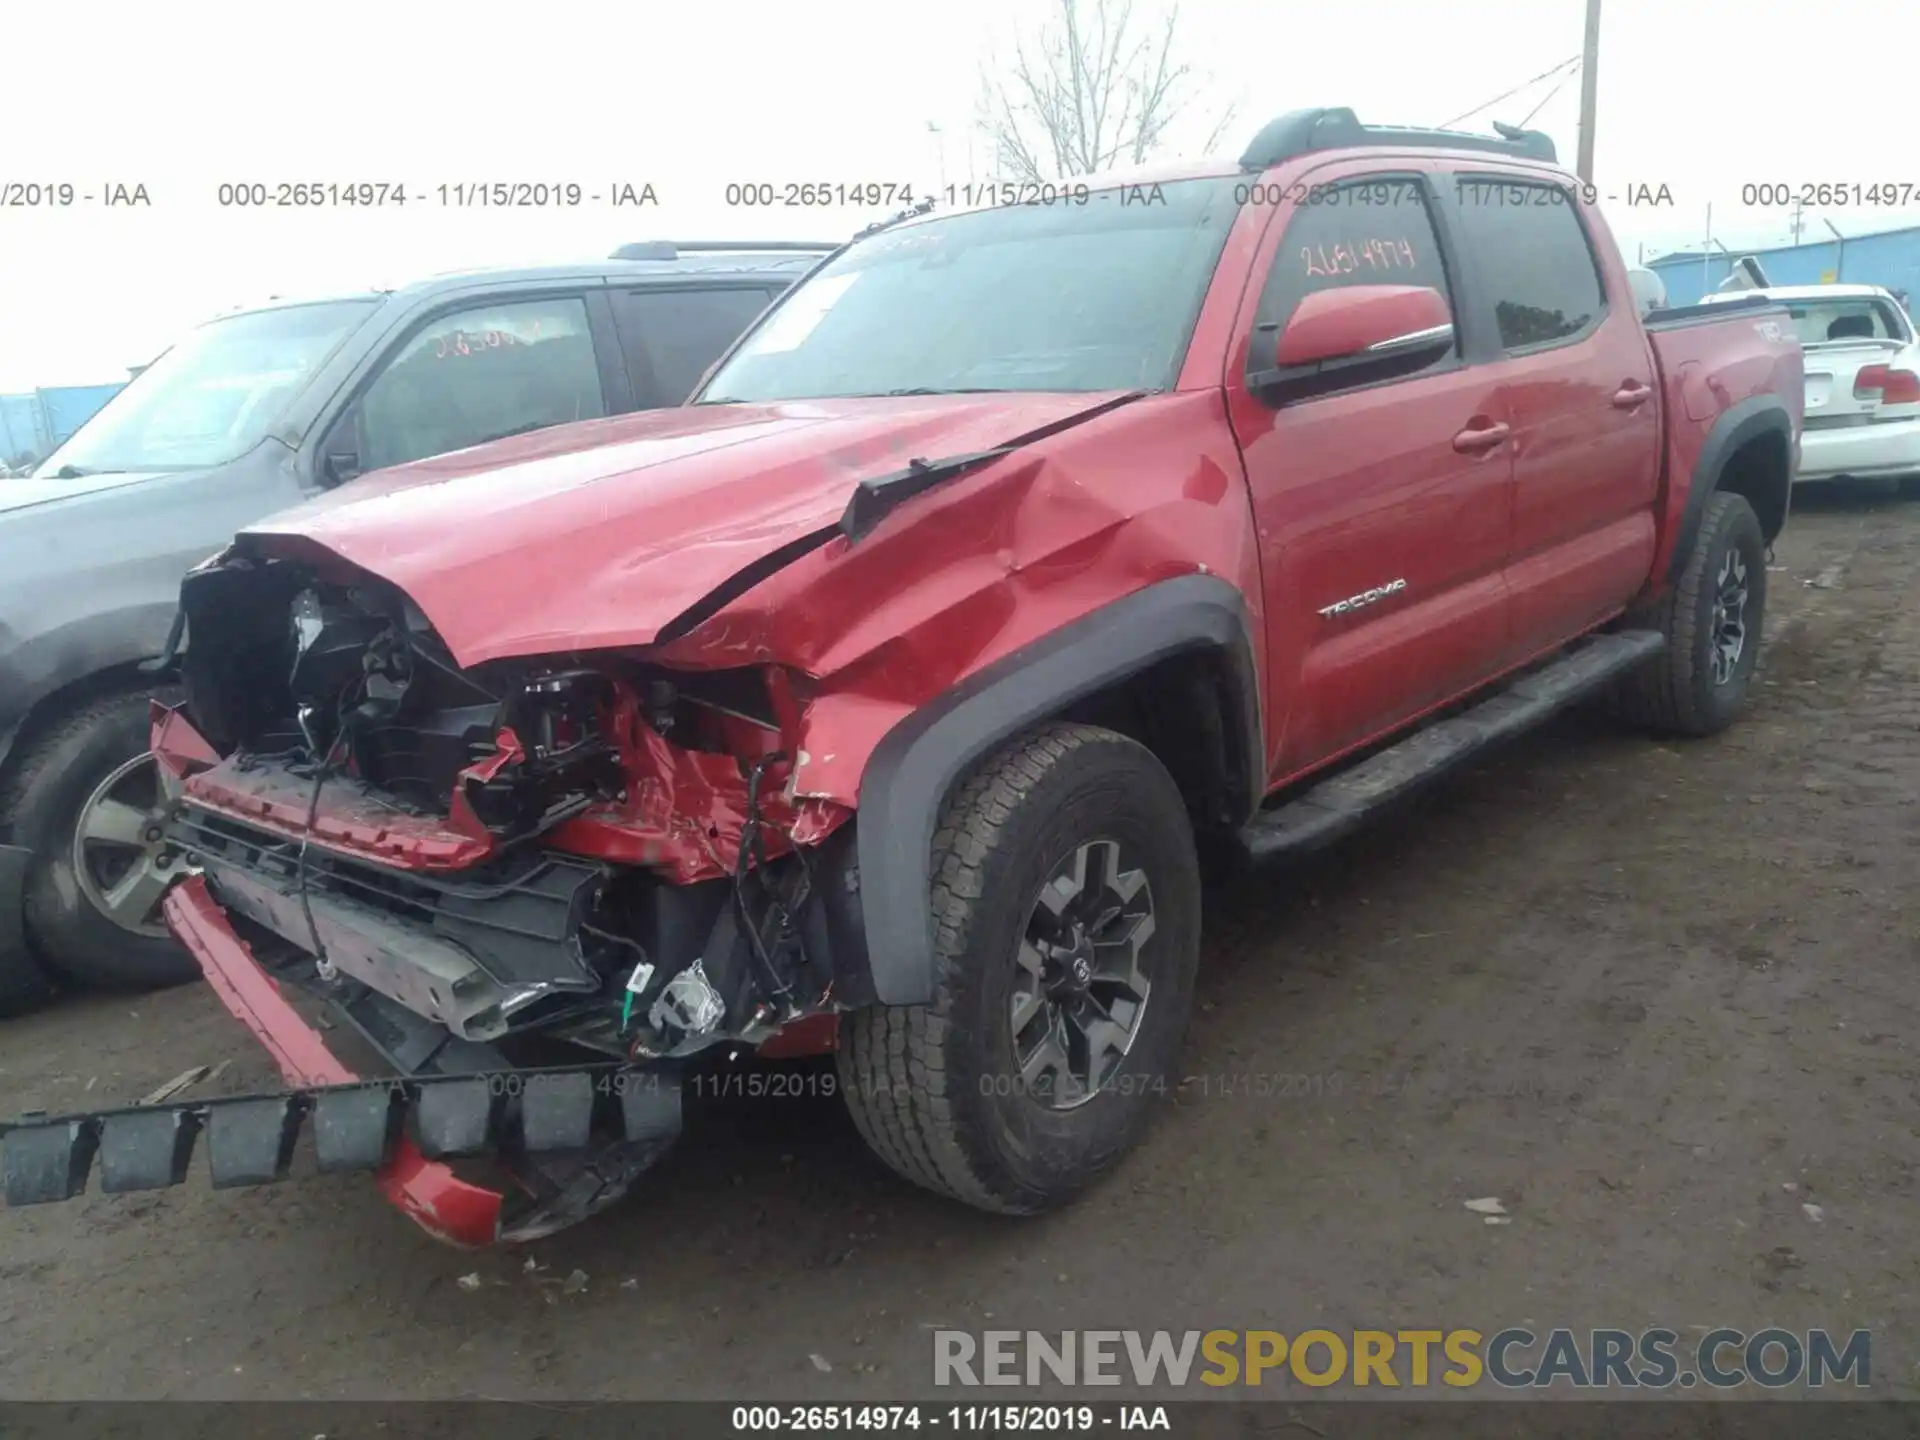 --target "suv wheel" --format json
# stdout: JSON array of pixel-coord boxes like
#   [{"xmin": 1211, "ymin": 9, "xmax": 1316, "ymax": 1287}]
[
  {"xmin": 0, "ymin": 690, "xmax": 200, "ymax": 991},
  {"xmin": 838, "ymin": 723, "xmax": 1201, "ymax": 1214},
  {"xmin": 0, "ymin": 846, "xmax": 57, "ymax": 1017},
  {"xmin": 1612, "ymin": 491, "xmax": 1767, "ymax": 737}
]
